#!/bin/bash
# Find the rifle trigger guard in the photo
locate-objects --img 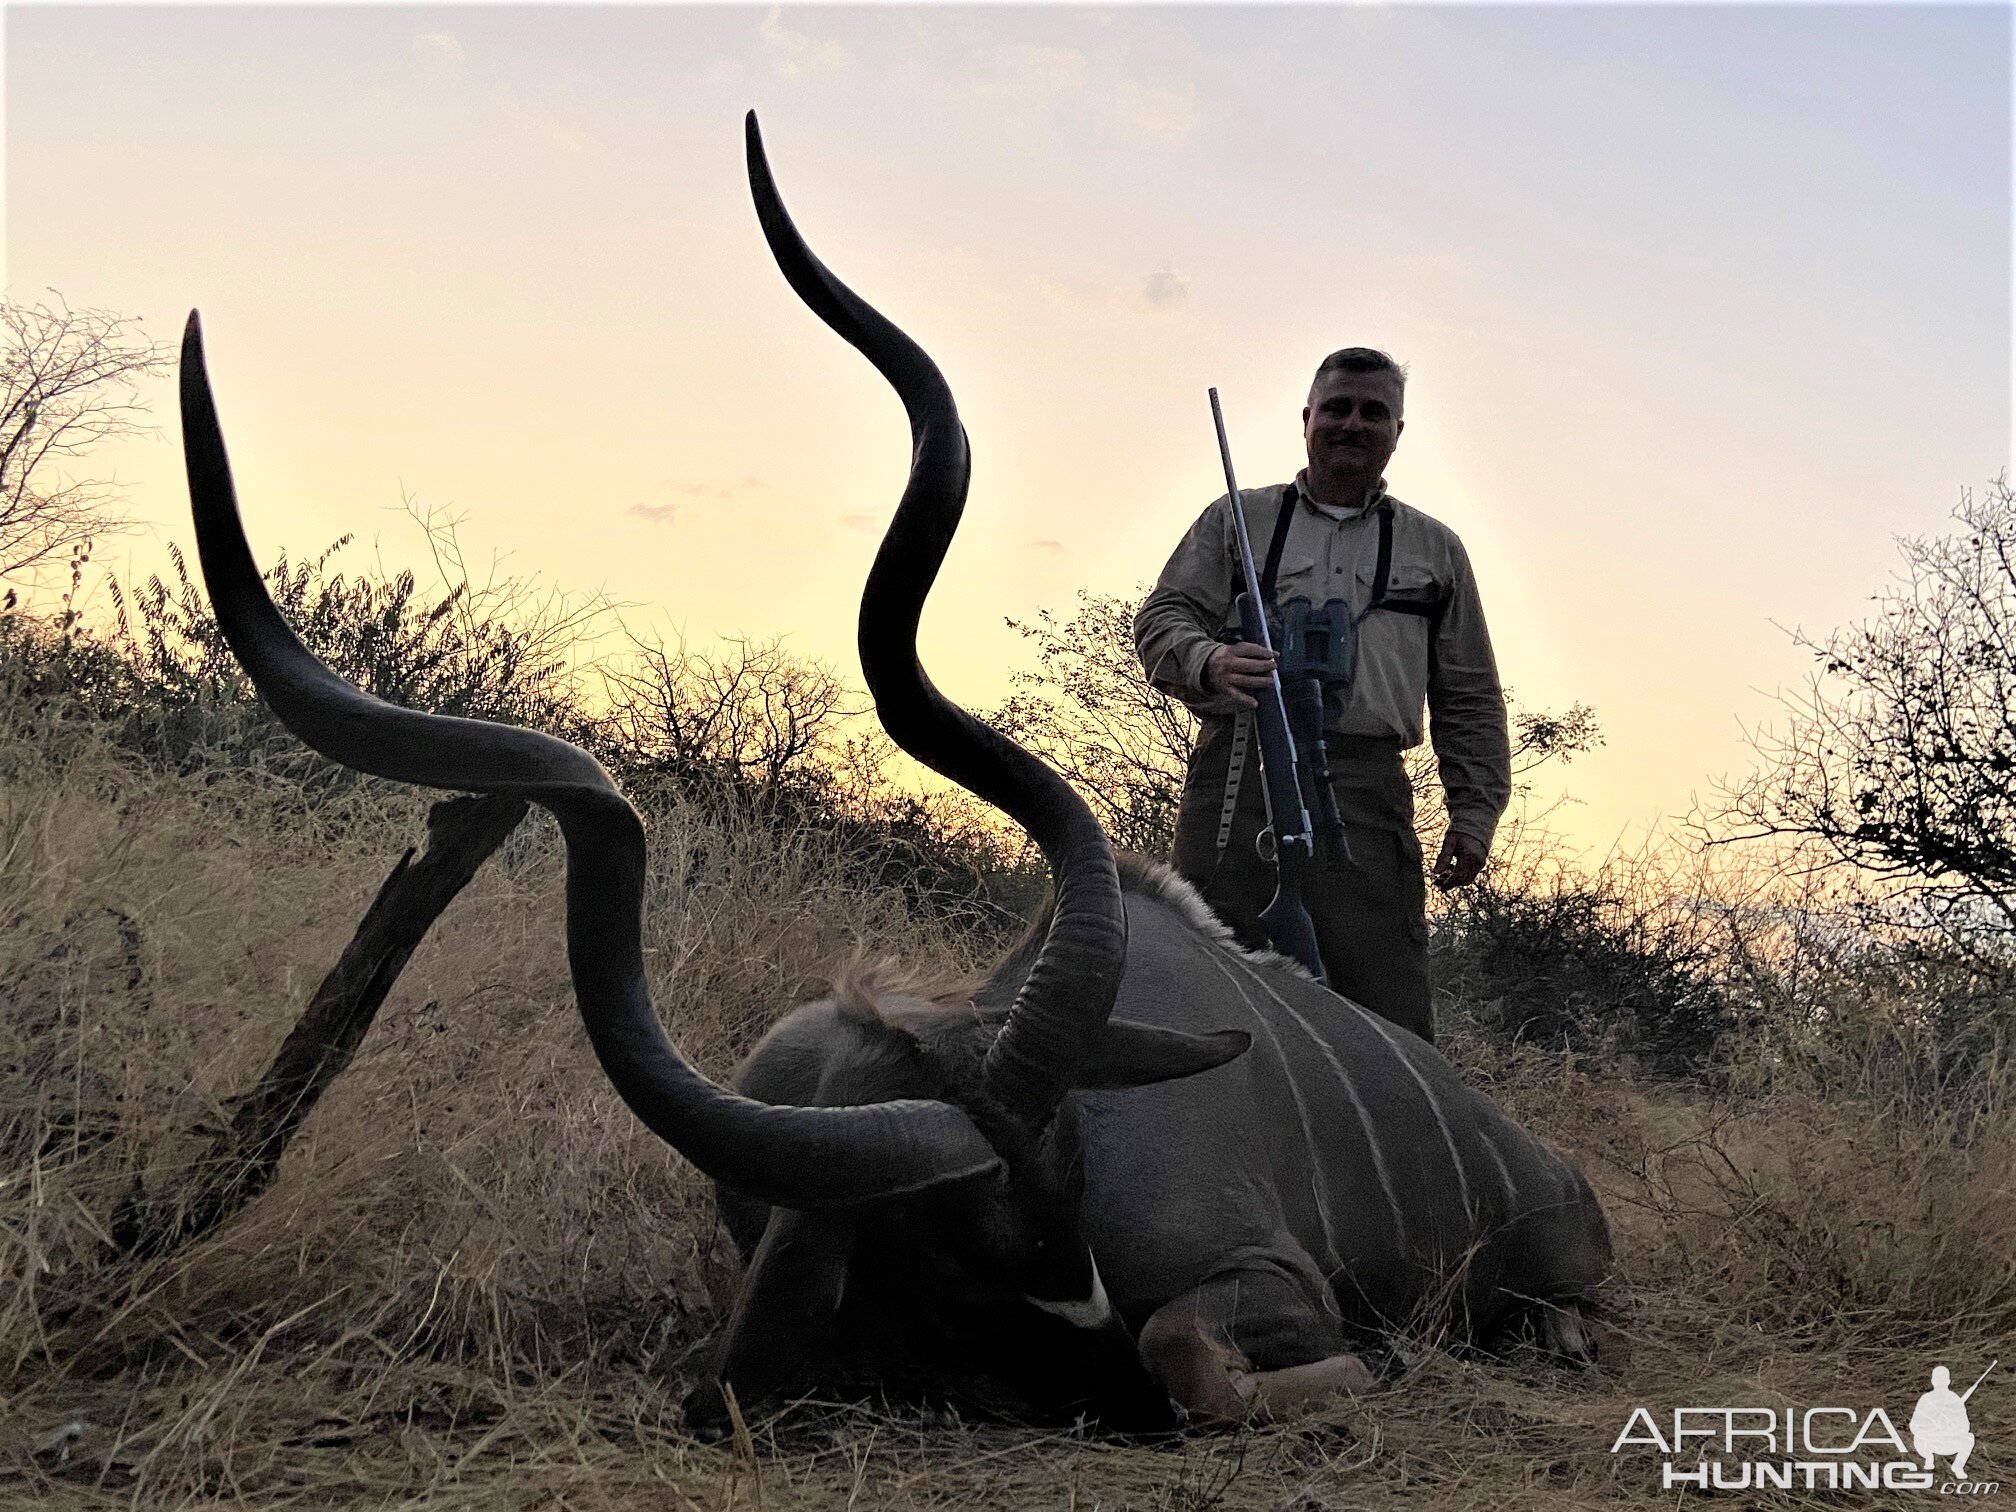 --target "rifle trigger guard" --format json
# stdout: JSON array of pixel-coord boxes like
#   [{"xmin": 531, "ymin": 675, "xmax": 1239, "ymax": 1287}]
[{"xmin": 1254, "ymin": 826, "xmax": 1277, "ymax": 864}]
